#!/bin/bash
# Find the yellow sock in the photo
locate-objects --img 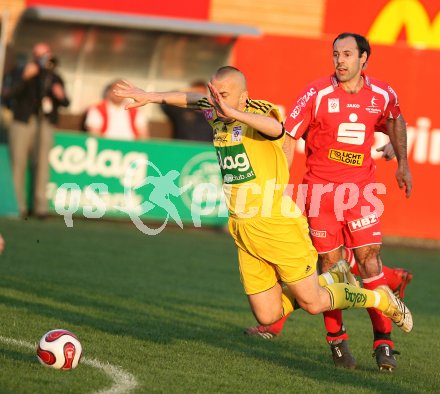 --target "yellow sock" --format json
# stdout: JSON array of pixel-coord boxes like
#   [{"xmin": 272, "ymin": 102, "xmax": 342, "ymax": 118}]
[
  {"xmin": 375, "ymin": 287, "xmax": 392, "ymax": 311},
  {"xmin": 324, "ymin": 283, "xmax": 387, "ymax": 311},
  {"xmin": 318, "ymin": 271, "xmax": 343, "ymax": 286}
]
